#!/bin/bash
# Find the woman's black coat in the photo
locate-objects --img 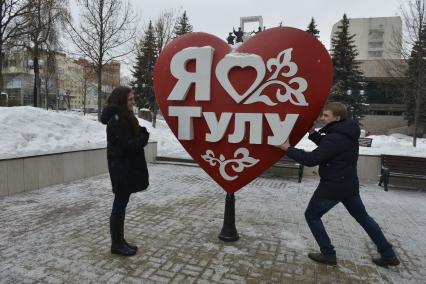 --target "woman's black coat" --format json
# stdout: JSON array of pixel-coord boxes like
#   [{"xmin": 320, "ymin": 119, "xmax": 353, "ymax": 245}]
[
  {"xmin": 286, "ymin": 119, "xmax": 360, "ymax": 200},
  {"xmin": 101, "ymin": 106, "xmax": 150, "ymax": 194}
]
